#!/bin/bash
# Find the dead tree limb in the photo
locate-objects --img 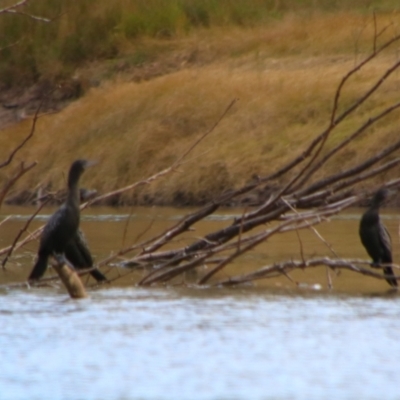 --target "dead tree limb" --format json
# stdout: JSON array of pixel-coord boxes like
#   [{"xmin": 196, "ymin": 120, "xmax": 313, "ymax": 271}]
[
  {"xmin": 0, "ymin": 0, "xmax": 51, "ymax": 22},
  {"xmin": 140, "ymin": 197, "xmax": 357, "ymax": 286},
  {"xmin": 1, "ymin": 197, "xmax": 50, "ymax": 269},
  {"xmin": 0, "ymin": 161, "xmax": 37, "ymax": 208},
  {"xmin": 82, "ymin": 99, "xmax": 237, "ymax": 209},
  {"xmin": 213, "ymin": 257, "xmax": 400, "ymax": 287},
  {"xmin": 0, "ymin": 101, "xmax": 42, "ymax": 169}
]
